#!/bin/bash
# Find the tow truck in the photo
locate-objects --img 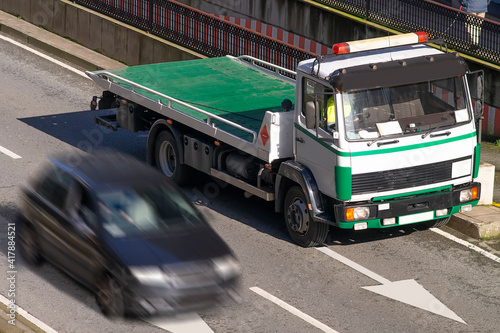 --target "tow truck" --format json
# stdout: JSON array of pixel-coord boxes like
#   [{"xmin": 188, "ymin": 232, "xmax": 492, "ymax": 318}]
[{"xmin": 87, "ymin": 32, "xmax": 483, "ymax": 247}]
